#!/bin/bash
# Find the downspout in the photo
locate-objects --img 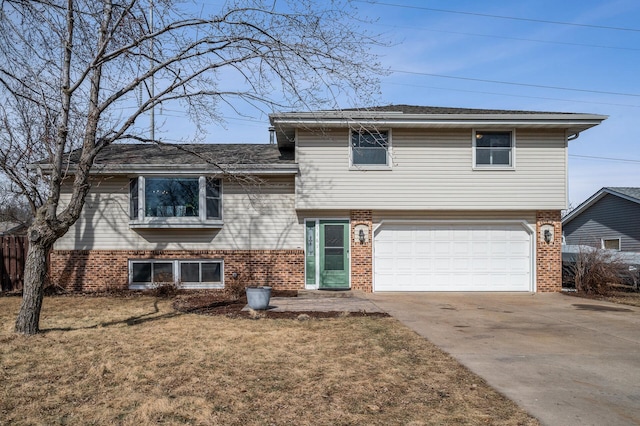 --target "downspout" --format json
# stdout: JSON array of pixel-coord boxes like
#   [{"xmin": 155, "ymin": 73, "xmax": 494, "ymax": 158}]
[{"xmin": 568, "ymin": 132, "xmax": 580, "ymax": 141}]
